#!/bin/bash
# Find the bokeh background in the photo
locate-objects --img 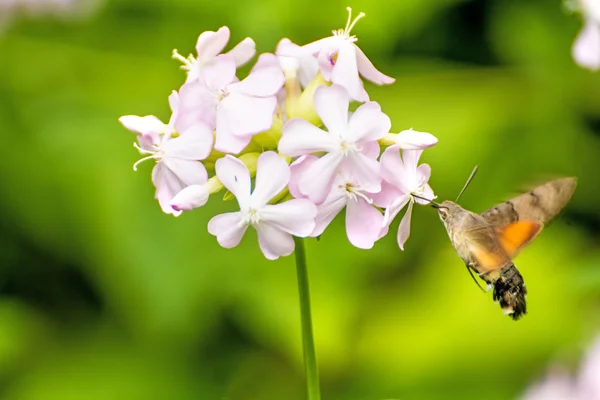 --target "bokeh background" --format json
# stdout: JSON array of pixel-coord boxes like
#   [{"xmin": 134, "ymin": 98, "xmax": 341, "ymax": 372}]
[{"xmin": 0, "ymin": 0, "xmax": 599, "ymax": 399}]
